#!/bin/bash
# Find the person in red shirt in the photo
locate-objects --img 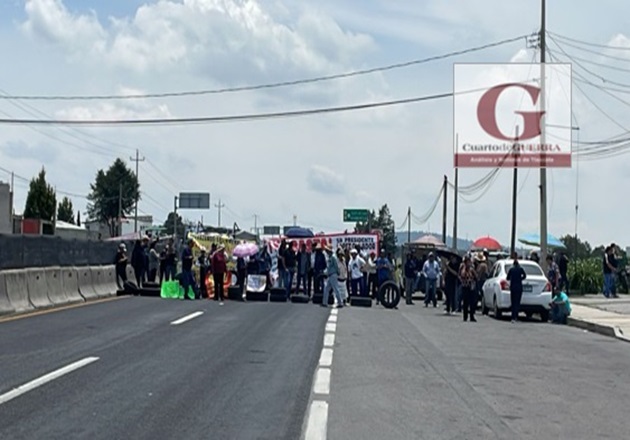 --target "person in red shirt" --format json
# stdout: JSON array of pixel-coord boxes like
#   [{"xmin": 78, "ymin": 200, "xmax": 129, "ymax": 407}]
[{"xmin": 211, "ymin": 245, "xmax": 227, "ymax": 305}]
